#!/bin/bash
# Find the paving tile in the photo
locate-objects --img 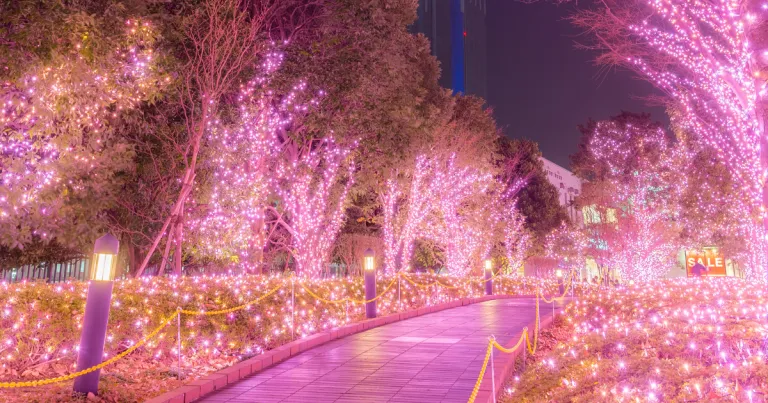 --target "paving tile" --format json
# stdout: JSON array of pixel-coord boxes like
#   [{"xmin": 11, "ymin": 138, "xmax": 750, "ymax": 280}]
[{"xmin": 198, "ymin": 299, "xmax": 555, "ymax": 403}]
